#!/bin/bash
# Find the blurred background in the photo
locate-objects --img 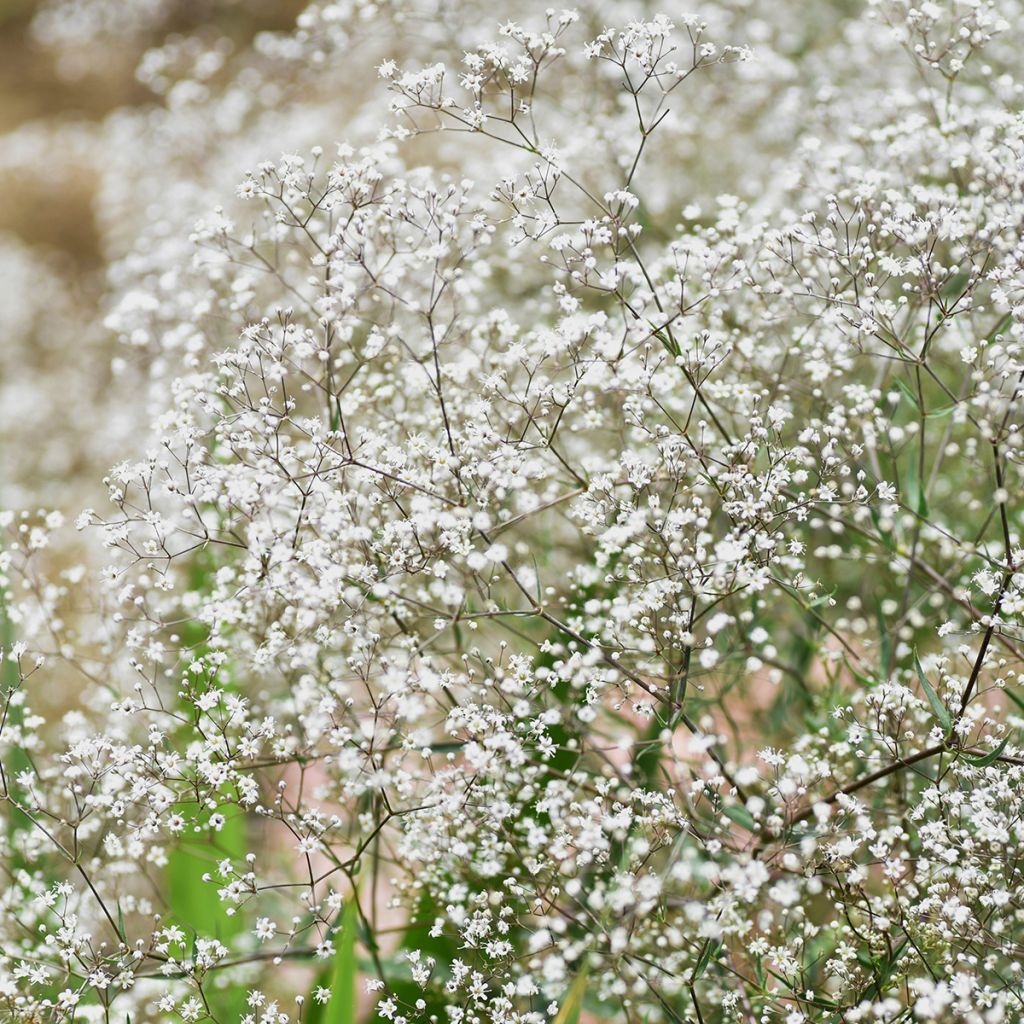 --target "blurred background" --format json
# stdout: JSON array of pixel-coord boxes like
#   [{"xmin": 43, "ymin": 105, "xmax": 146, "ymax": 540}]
[
  {"xmin": 0, "ymin": 0, "xmax": 314, "ymax": 517},
  {"xmin": 0, "ymin": 0, "xmax": 866, "ymax": 517},
  {"xmin": 0, "ymin": 0, "xmax": 305, "ymax": 254}
]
